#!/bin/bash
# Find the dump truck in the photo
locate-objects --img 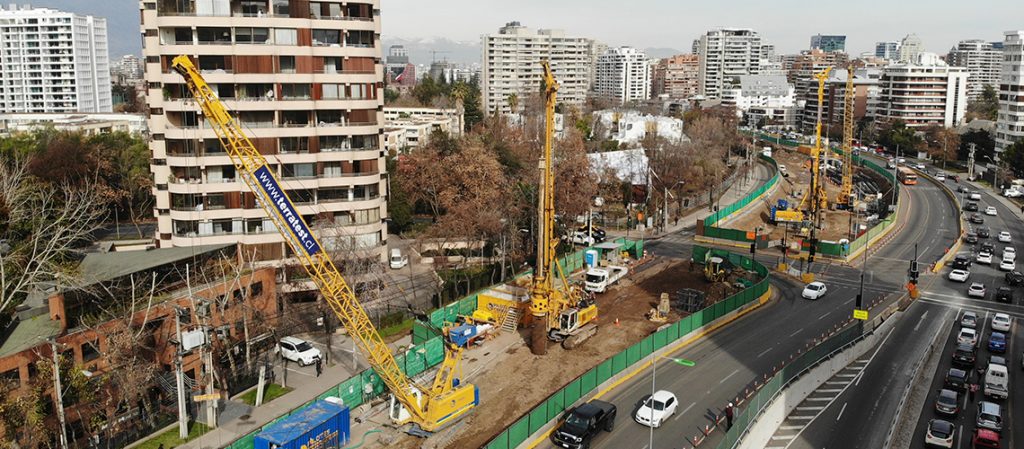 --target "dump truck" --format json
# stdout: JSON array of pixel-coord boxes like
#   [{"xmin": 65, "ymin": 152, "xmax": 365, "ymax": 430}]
[{"xmin": 584, "ymin": 265, "xmax": 628, "ymax": 293}]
